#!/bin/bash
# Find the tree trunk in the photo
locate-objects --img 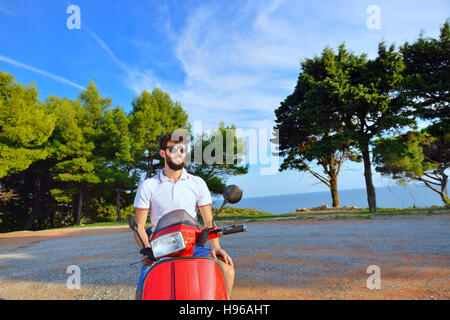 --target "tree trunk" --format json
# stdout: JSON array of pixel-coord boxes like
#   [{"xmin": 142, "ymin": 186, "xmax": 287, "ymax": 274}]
[
  {"xmin": 440, "ymin": 172, "xmax": 448, "ymax": 207},
  {"xmin": 24, "ymin": 212, "xmax": 37, "ymax": 230},
  {"xmin": 76, "ymin": 186, "xmax": 83, "ymax": 225},
  {"xmin": 25, "ymin": 173, "xmax": 43, "ymax": 230},
  {"xmin": 24, "ymin": 166, "xmax": 52, "ymax": 229},
  {"xmin": 330, "ymin": 175, "xmax": 340, "ymax": 208},
  {"xmin": 116, "ymin": 184, "xmax": 122, "ymax": 222},
  {"xmin": 417, "ymin": 169, "xmax": 448, "ymax": 207},
  {"xmin": 362, "ymin": 146, "xmax": 377, "ymax": 213},
  {"xmin": 442, "ymin": 191, "xmax": 449, "ymax": 207},
  {"xmin": 50, "ymin": 209, "xmax": 55, "ymax": 228},
  {"xmin": 24, "ymin": 162, "xmax": 54, "ymax": 230}
]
